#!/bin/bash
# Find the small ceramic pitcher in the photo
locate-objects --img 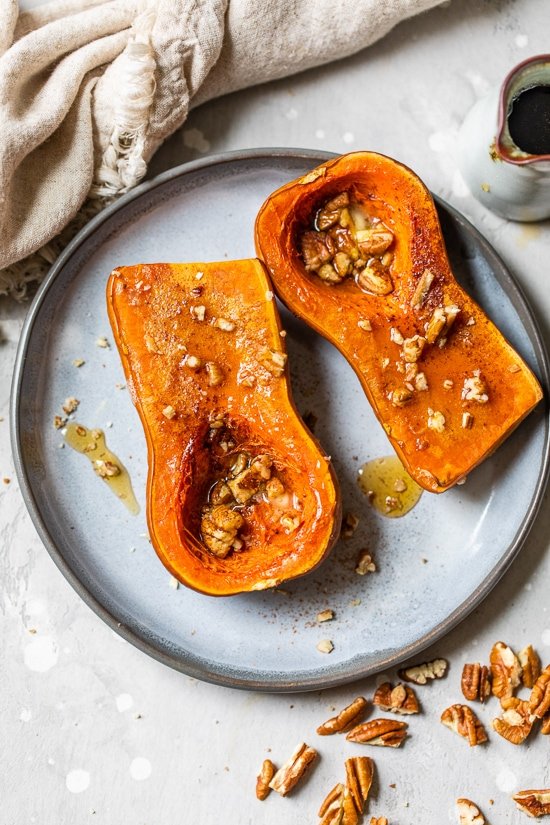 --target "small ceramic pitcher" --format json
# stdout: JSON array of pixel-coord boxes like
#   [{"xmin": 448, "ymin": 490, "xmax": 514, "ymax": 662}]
[{"xmin": 457, "ymin": 54, "xmax": 550, "ymax": 221}]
